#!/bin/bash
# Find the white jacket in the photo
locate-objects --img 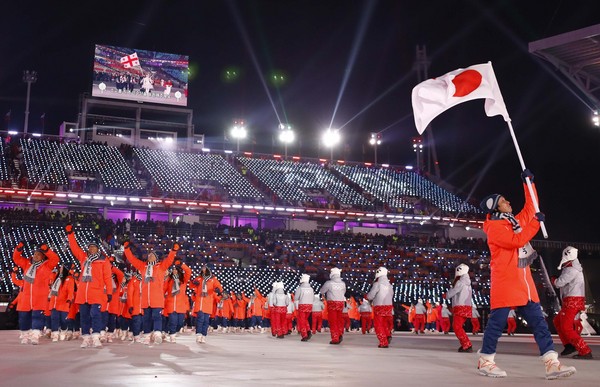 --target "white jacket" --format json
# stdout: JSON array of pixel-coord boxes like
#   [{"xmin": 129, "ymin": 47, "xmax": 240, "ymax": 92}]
[
  {"xmin": 319, "ymin": 275, "xmax": 346, "ymax": 302},
  {"xmin": 446, "ymin": 274, "xmax": 472, "ymax": 307},
  {"xmin": 554, "ymin": 260, "xmax": 585, "ymax": 298},
  {"xmin": 367, "ymin": 276, "xmax": 393, "ymax": 306}
]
